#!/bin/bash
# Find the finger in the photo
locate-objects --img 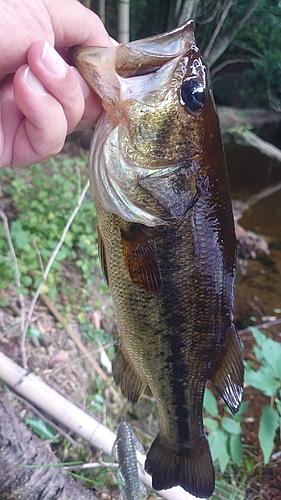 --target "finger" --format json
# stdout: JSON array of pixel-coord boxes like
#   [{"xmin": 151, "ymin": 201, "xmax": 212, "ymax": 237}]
[
  {"xmin": 0, "ymin": 75, "xmax": 24, "ymax": 168},
  {"xmin": 72, "ymin": 69, "xmax": 103, "ymax": 131},
  {"xmin": 27, "ymin": 40, "xmax": 85, "ymax": 134},
  {"xmin": 45, "ymin": 0, "xmax": 112, "ymax": 48},
  {"xmin": 12, "ymin": 65, "xmax": 69, "ymax": 166}
]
